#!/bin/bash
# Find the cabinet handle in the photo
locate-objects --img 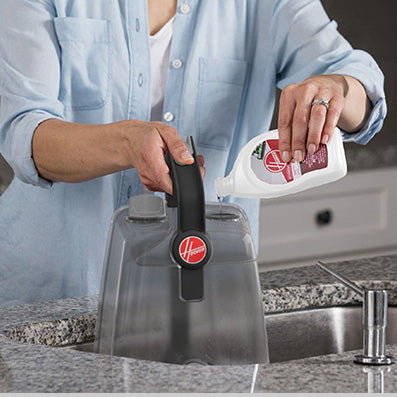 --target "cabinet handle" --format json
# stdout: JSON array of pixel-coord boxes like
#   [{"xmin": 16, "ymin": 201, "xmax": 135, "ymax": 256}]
[{"xmin": 316, "ymin": 209, "xmax": 333, "ymax": 226}]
